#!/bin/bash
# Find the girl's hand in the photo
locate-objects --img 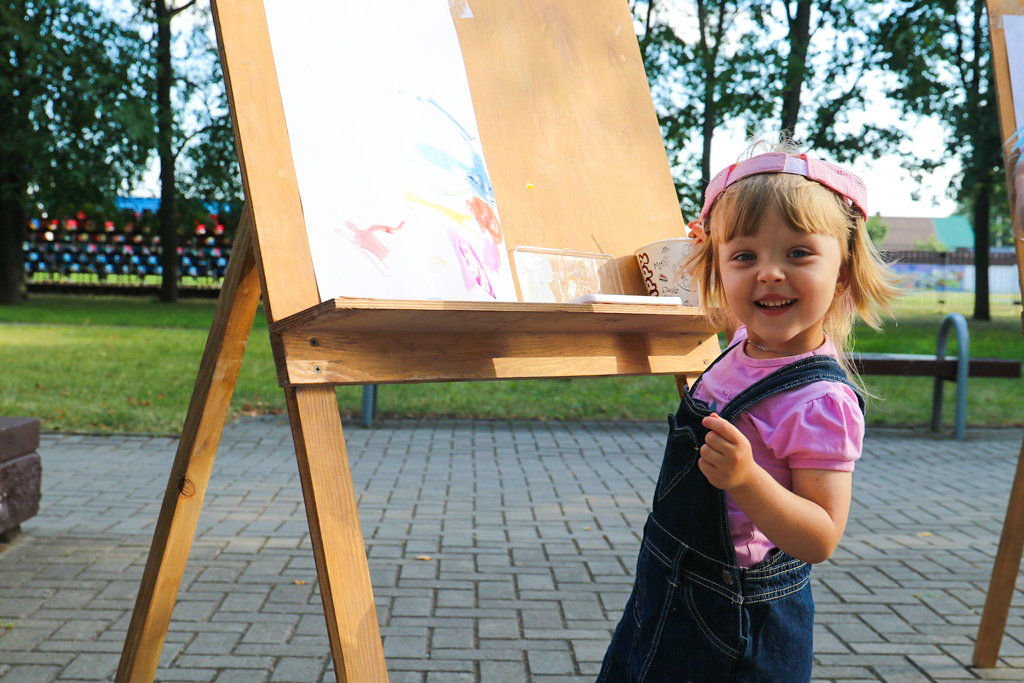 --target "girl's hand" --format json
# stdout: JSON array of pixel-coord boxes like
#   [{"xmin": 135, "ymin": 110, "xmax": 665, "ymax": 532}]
[
  {"xmin": 699, "ymin": 413, "xmax": 757, "ymax": 491},
  {"xmin": 700, "ymin": 413, "xmax": 853, "ymax": 564}
]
